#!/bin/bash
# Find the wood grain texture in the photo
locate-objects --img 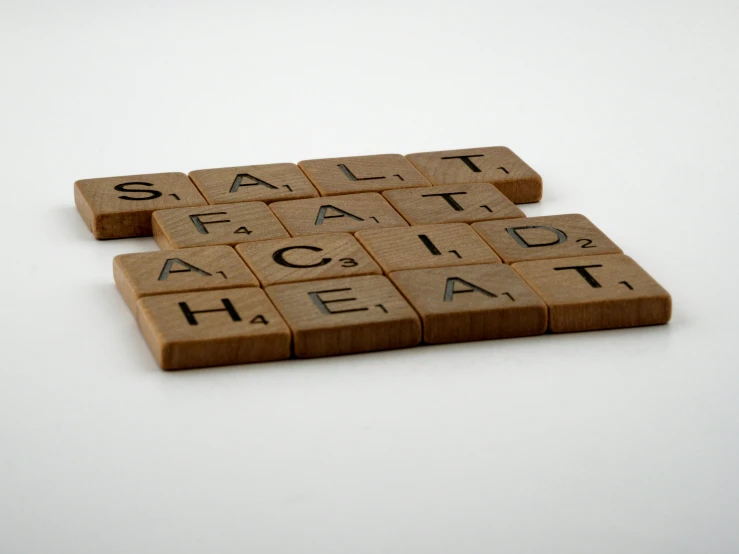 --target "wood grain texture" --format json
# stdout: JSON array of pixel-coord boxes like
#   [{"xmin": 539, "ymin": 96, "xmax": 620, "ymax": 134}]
[
  {"xmin": 189, "ymin": 163, "xmax": 319, "ymax": 205},
  {"xmin": 355, "ymin": 223, "xmax": 501, "ymax": 273},
  {"xmin": 382, "ymin": 183, "xmax": 525, "ymax": 225},
  {"xmin": 512, "ymin": 254, "xmax": 671, "ymax": 333},
  {"xmin": 74, "ymin": 172, "xmax": 206, "ymax": 239},
  {"xmin": 389, "ymin": 264, "xmax": 547, "ymax": 344},
  {"xmin": 265, "ymin": 275, "xmax": 421, "ymax": 358},
  {"xmin": 114, "ymin": 246, "xmax": 259, "ymax": 313},
  {"xmin": 298, "ymin": 154, "xmax": 431, "ymax": 196},
  {"xmin": 137, "ymin": 288, "xmax": 291, "ymax": 370},
  {"xmin": 269, "ymin": 192, "xmax": 408, "ymax": 236},
  {"xmin": 152, "ymin": 201, "xmax": 289, "ymax": 249},
  {"xmin": 472, "ymin": 213, "xmax": 622, "ymax": 263},
  {"xmin": 235, "ymin": 233, "xmax": 381, "ymax": 287},
  {"xmin": 405, "ymin": 146, "xmax": 542, "ymax": 204}
]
